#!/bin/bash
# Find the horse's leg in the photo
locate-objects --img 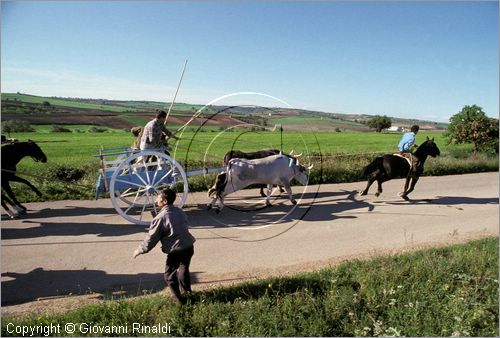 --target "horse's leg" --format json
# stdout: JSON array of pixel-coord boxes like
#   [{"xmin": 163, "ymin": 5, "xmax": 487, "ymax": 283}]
[
  {"xmin": 1, "ymin": 194, "xmax": 17, "ymax": 219},
  {"xmin": 398, "ymin": 176, "xmax": 412, "ymax": 197},
  {"xmin": 375, "ymin": 179, "xmax": 384, "ymax": 197},
  {"xmin": 375, "ymin": 175, "xmax": 391, "ymax": 197},
  {"xmin": 9, "ymin": 175, "xmax": 42, "ymax": 197},
  {"xmin": 401, "ymin": 176, "xmax": 419, "ymax": 200},
  {"xmin": 360, "ymin": 176, "xmax": 376, "ymax": 195},
  {"xmin": 2, "ymin": 202, "xmax": 16, "ymax": 219},
  {"xmin": 1, "ymin": 181, "xmax": 26, "ymax": 211}
]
